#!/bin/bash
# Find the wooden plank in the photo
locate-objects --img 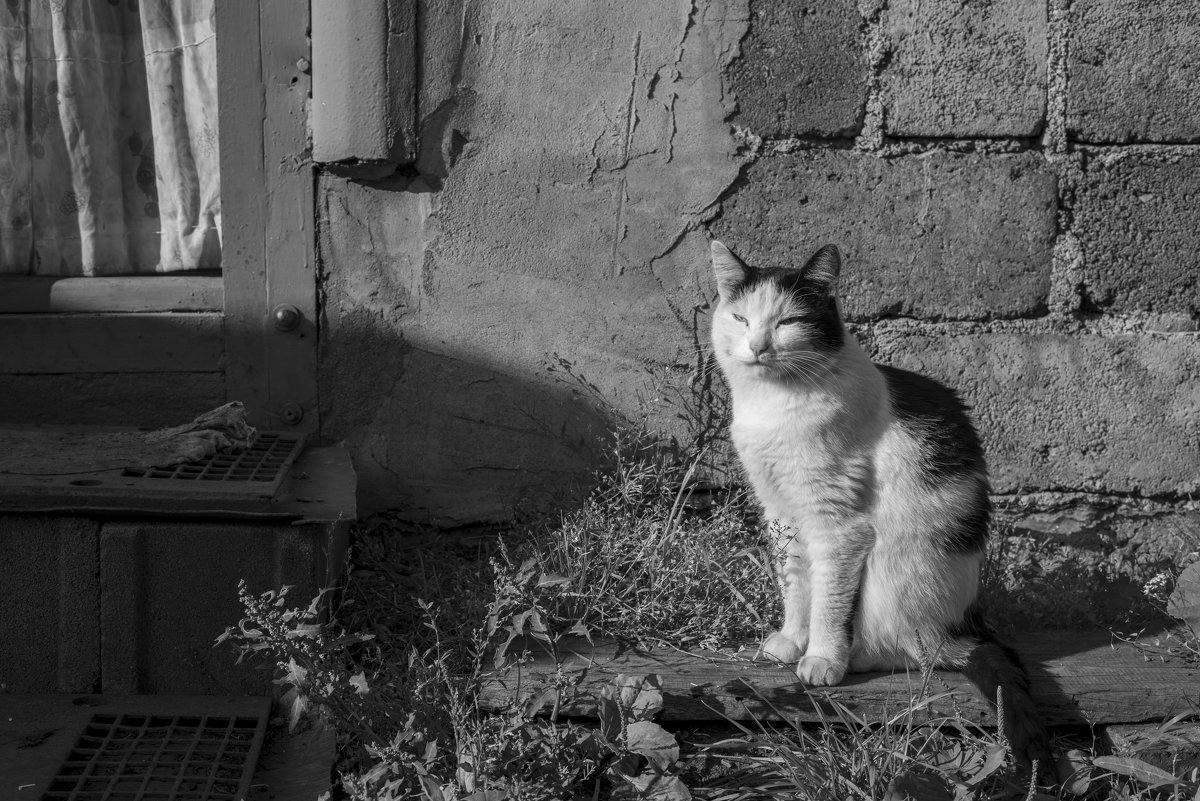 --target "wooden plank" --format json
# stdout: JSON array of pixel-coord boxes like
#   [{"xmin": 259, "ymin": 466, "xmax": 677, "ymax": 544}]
[
  {"xmin": 216, "ymin": 0, "xmax": 317, "ymax": 432},
  {"xmin": 0, "ymin": 275, "xmax": 222, "ymax": 313},
  {"xmin": 478, "ymin": 632, "xmax": 1200, "ymax": 727},
  {"xmin": 216, "ymin": 0, "xmax": 269, "ymax": 425},
  {"xmin": 260, "ymin": 0, "xmax": 318, "ymax": 433},
  {"xmin": 0, "ymin": 313, "xmax": 223, "ymax": 373},
  {"xmin": 0, "ymin": 372, "xmax": 224, "ymax": 426}
]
